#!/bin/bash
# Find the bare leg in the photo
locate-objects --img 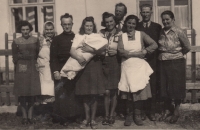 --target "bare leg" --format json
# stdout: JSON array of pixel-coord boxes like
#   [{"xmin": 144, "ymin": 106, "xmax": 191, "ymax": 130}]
[
  {"xmin": 104, "ymin": 90, "xmax": 110, "ymax": 117},
  {"xmin": 83, "ymin": 102, "xmax": 90, "ymax": 122},
  {"xmin": 91, "ymin": 97, "xmax": 97, "ymax": 121},
  {"xmin": 110, "ymin": 90, "xmax": 117, "ymax": 117}
]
